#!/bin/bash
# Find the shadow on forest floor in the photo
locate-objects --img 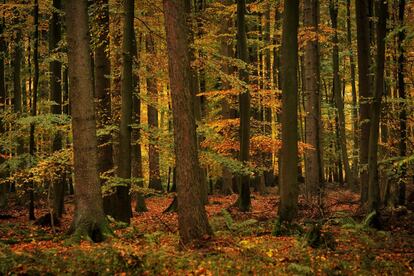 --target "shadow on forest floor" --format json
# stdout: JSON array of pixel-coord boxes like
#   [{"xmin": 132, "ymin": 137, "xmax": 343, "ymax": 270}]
[{"xmin": 0, "ymin": 189, "xmax": 413, "ymax": 275}]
